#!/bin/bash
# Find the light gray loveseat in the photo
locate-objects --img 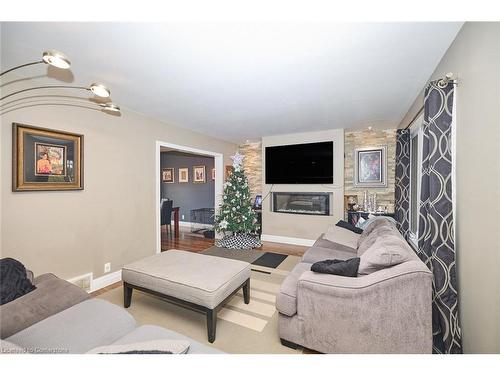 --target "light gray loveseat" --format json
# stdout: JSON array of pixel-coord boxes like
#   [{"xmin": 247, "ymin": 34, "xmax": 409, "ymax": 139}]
[
  {"xmin": 276, "ymin": 217, "xmax": 433, "ymax": 354},
  {"xmin": 1, "ymin": 273, "xmax": 222, "ymax": 354}
]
